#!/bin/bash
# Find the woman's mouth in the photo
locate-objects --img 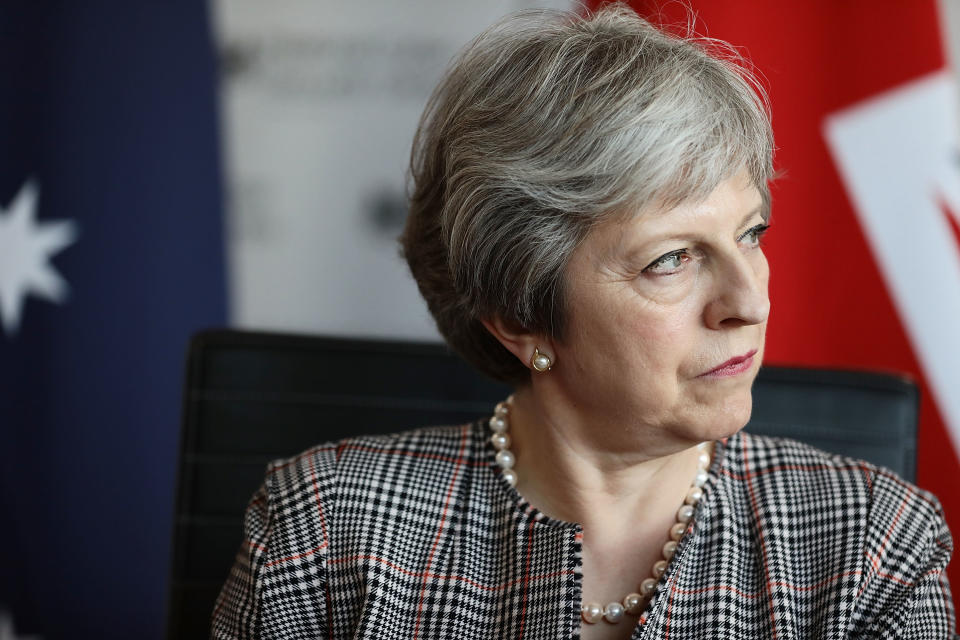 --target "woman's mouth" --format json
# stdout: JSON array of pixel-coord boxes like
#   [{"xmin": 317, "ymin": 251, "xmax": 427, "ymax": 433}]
[{"xmin": 698, "ymin": 349, "xmax": 758, "ymax": 378}]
